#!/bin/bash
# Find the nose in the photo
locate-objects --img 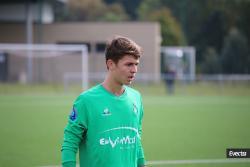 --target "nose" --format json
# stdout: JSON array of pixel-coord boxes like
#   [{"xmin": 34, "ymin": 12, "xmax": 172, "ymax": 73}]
[{"xmin": 131, "ymin": 65, "xmax": 137, "ymax": 73}]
